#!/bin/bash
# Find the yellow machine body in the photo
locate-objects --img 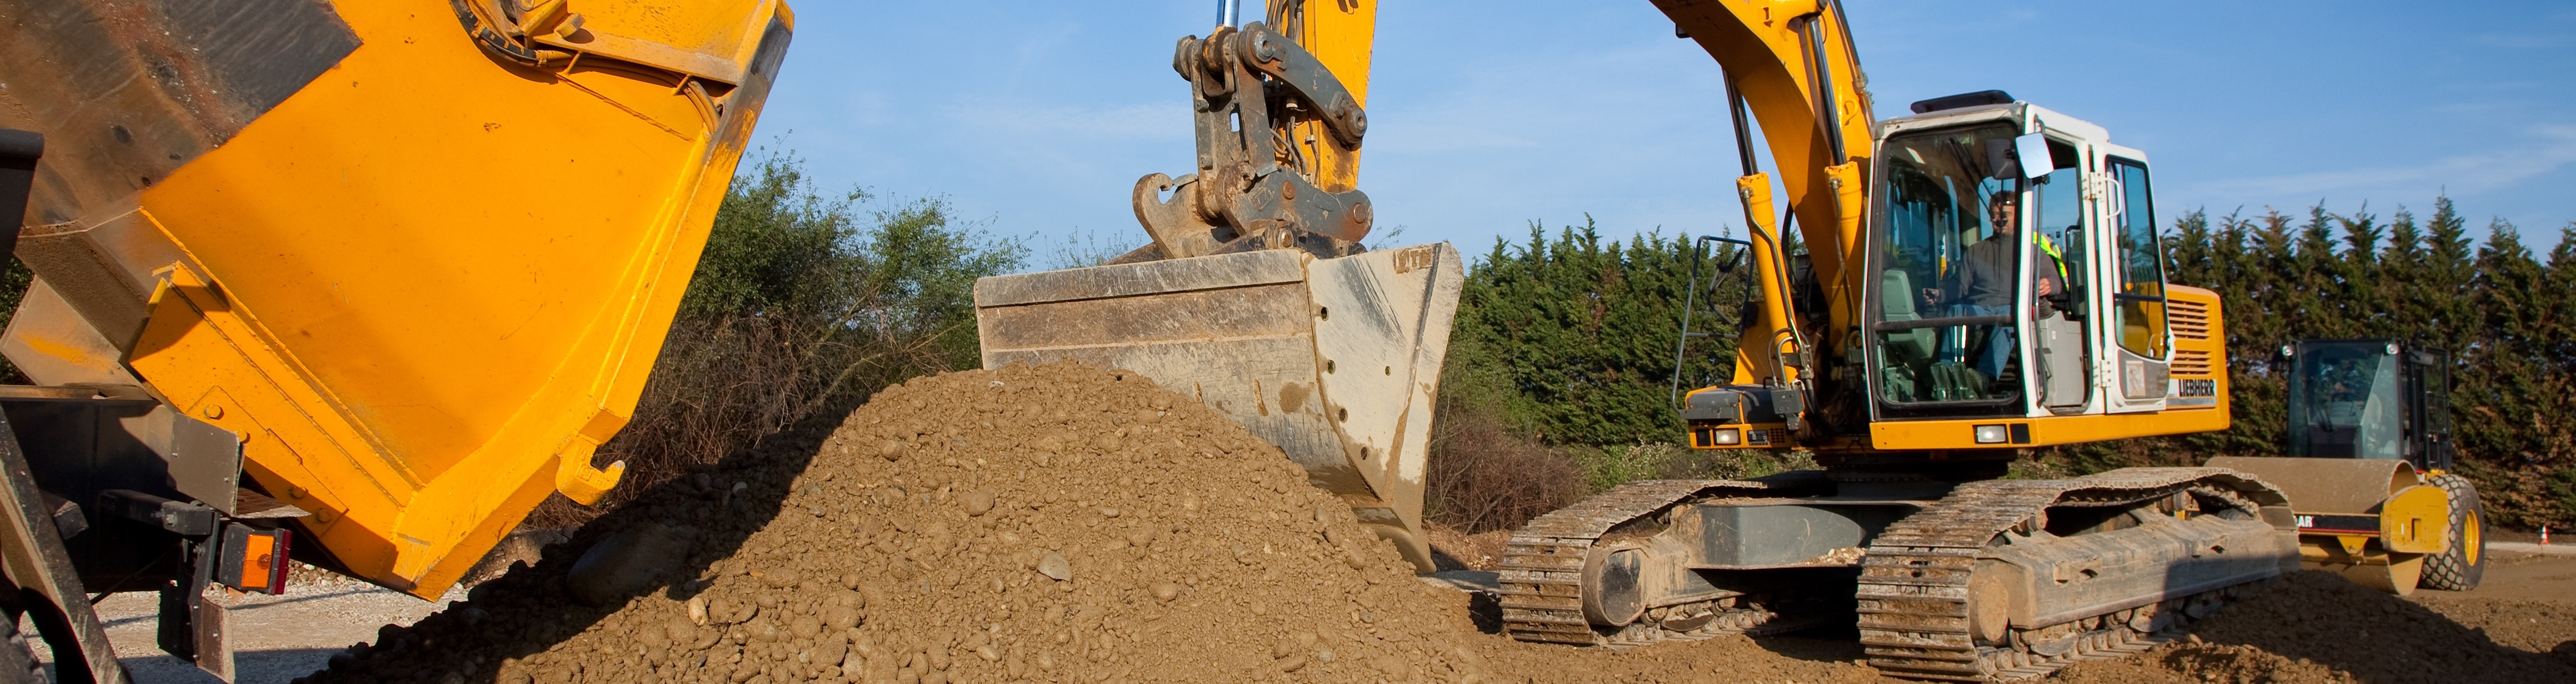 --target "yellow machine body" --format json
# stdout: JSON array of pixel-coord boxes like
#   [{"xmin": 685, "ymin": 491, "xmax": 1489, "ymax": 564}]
[
  {"xmin": 2, "ymin": 0, "xmax": 793, "ymax": 597},
  {"xmin": 1277, "ymin": 0, "xmax": 1377, "ymax": 194}
]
